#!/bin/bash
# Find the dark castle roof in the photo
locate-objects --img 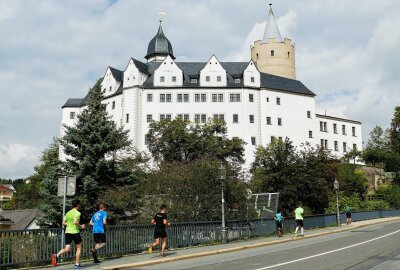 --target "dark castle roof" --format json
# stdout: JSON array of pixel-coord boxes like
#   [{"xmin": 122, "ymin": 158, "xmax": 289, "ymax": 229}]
[{"xmin": 145, "ymin": 25, "xmax": 175, "ymax": 60}]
